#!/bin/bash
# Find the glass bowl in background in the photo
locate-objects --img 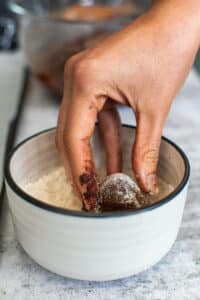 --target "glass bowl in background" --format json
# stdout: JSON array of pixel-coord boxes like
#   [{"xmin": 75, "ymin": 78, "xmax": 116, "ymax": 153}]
[{"xmin": 8, "ymin": 0, "xmax": 151, "ymax": 96}]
